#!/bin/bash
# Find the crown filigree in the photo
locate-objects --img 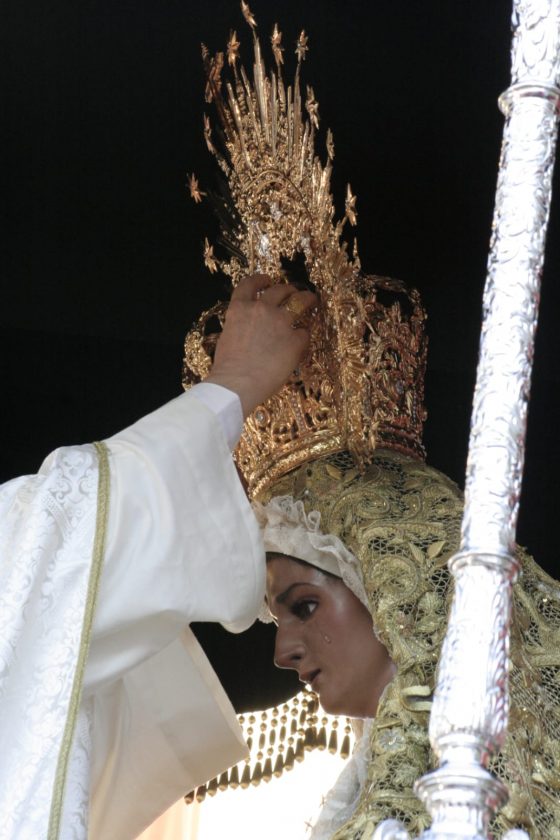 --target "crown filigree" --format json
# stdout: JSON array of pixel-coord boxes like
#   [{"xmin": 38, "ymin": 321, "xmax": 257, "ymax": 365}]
[{"xmin": 183, "ymin": 5, "xmax": 428, "ymax": 498}]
